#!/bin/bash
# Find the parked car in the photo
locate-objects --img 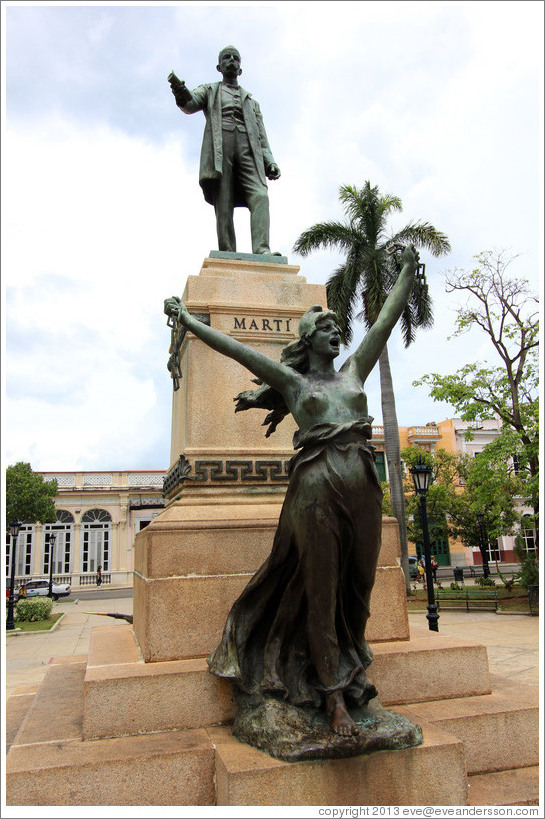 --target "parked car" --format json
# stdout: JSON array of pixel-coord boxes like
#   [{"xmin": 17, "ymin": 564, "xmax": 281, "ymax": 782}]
[
  {"xmin": 19, "ymin": 579, "xmax": 71, "ymax": 601},
  {"xmin": 408, "ymin": 556, "xmax": 419, "ymax": 580}
]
